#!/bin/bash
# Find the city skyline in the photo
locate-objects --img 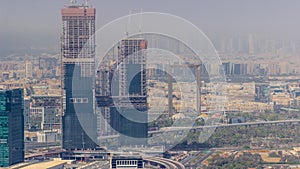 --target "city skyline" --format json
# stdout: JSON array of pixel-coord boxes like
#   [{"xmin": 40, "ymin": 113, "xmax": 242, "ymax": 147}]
[
  {"xmin": 1, "ymin": 1, "xmax": 300, "ymax": 168},
  {"xmin": 2, "ymin": 0, "xmax": 300, "ymax": 57}
]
